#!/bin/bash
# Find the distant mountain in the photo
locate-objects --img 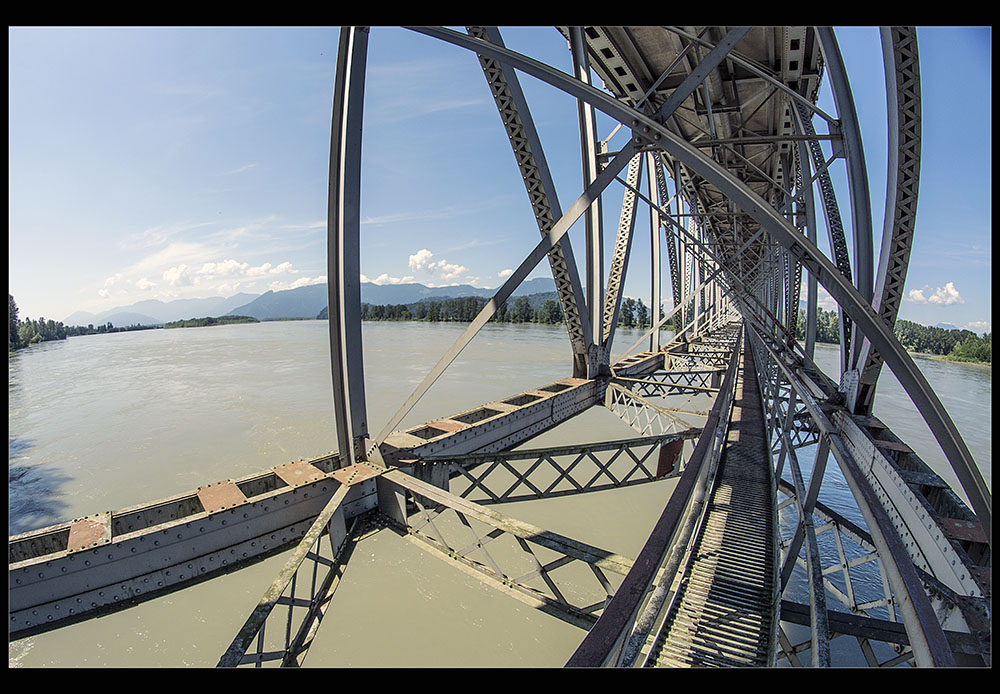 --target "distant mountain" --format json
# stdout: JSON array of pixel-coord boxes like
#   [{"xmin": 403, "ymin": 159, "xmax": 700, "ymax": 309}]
[
  {"xmin": 101, "ymin": 311, "xmax": 164, "ymax": 327},
  {"xmin": 934, "ymin": 322, "xmax": 960, "ymax": 331},
  {"xmin": 360, "ymin": 277, "xmax": 556, "ymax": 305},
  {"xmin": 226, "ymin": 284, "xmax": 329, "ymax": 320},
  {"xmin": 64, "ymin": 293, "xmax": 260, "ymax": 326},
  {"xmin": 238, "ymin": 278, "xmax": 559, "ymax": 321}
]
